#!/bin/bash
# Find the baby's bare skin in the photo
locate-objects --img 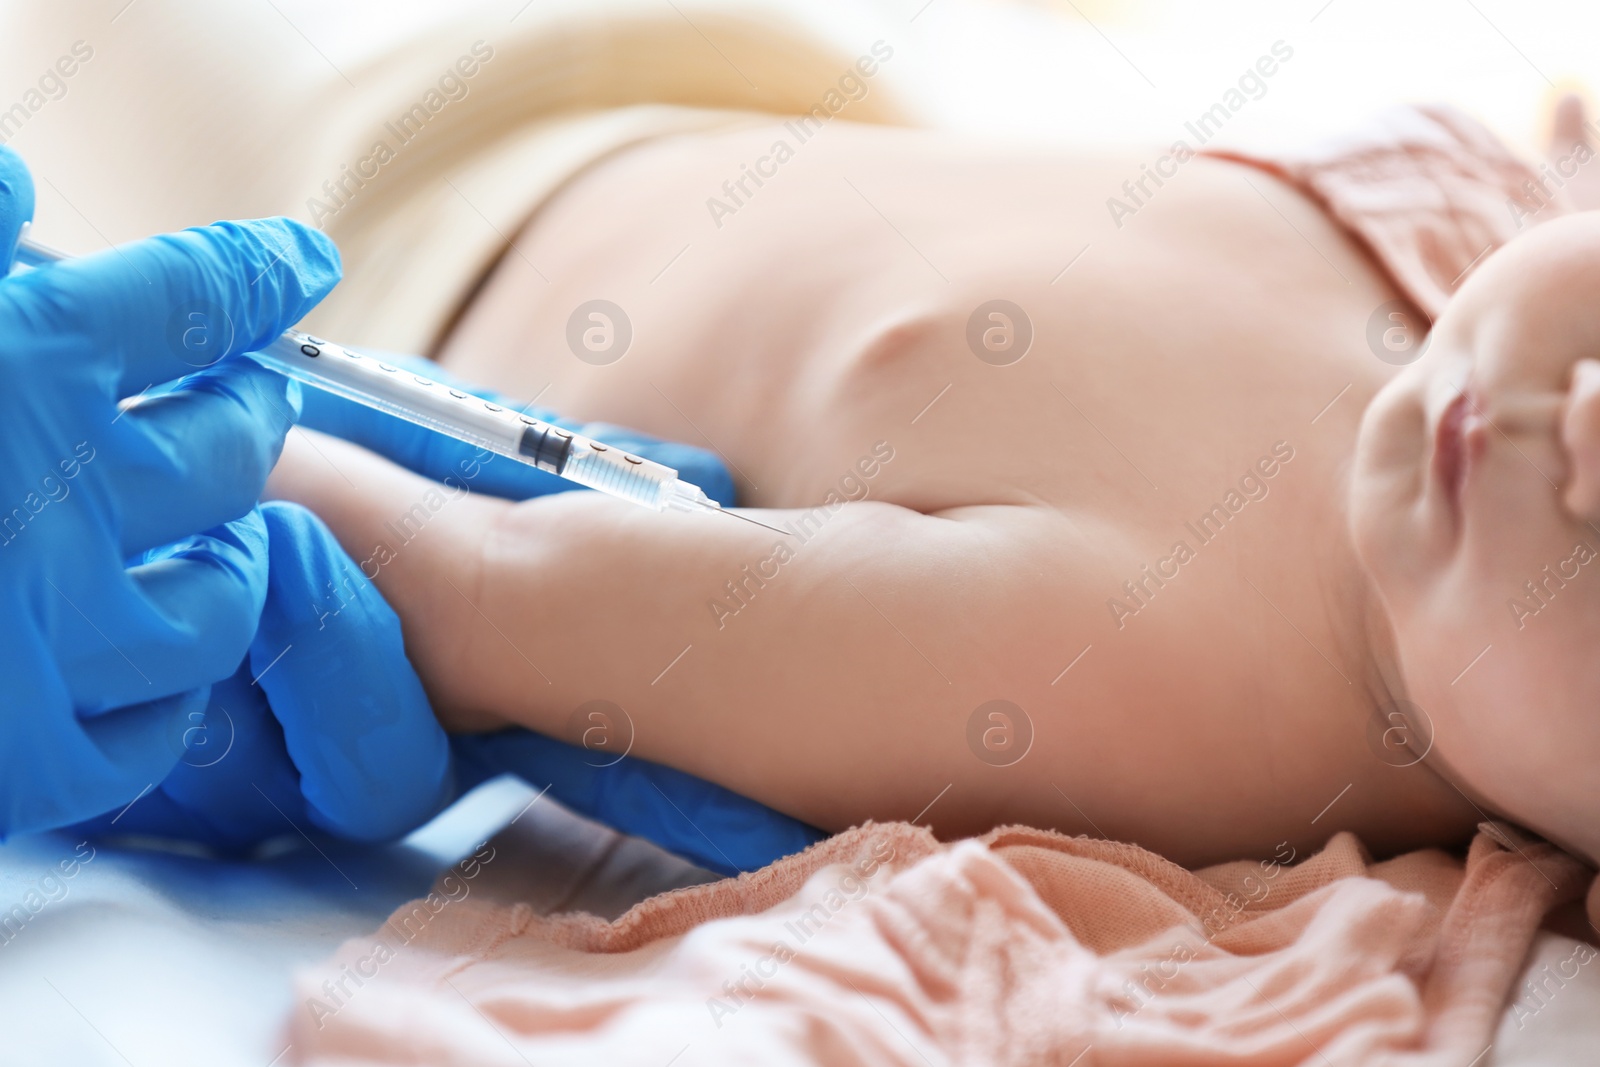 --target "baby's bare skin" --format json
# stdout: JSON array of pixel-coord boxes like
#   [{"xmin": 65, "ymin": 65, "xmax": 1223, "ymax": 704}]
[{"xmin": 271, "ymin": 122, "xmax": 1484, "ymax": 866}]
